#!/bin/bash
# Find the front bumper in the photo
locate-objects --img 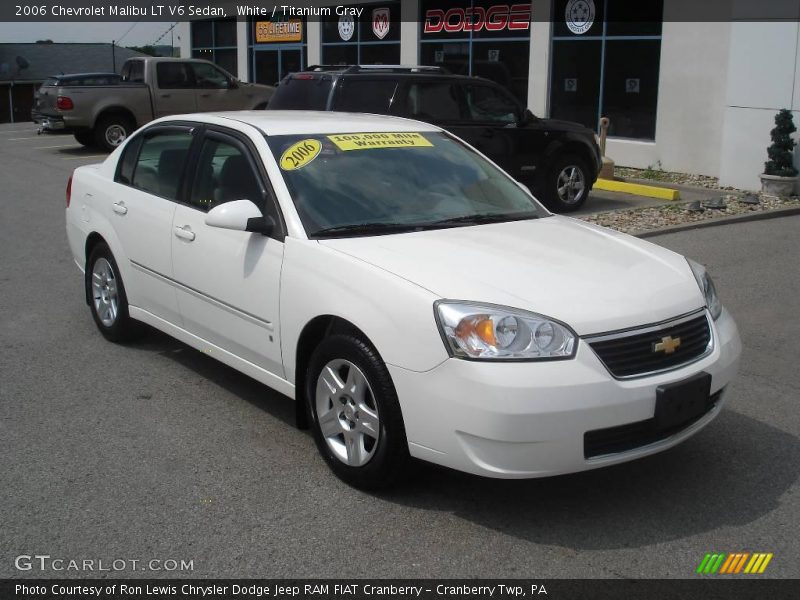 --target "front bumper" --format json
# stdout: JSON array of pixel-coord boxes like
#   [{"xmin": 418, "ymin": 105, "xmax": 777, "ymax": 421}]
[{"xmin": 389, "ymin": 308, "xmax": 741, "ymax": 478}]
